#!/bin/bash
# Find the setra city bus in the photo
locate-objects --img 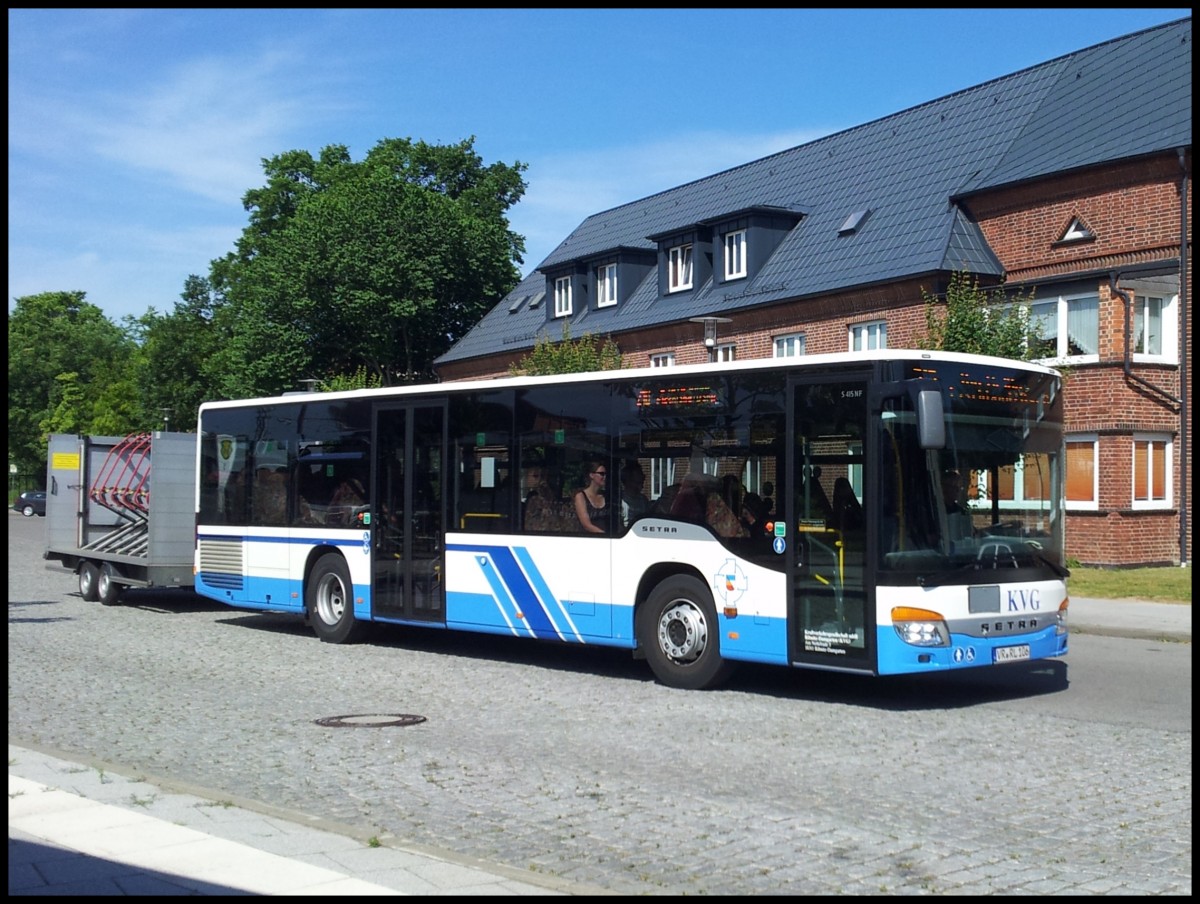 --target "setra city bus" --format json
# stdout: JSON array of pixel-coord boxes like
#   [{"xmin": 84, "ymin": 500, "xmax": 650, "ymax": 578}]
[{"xmin": 193, "ymin": 349, "xmax": 1070, "ymax": 689}]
